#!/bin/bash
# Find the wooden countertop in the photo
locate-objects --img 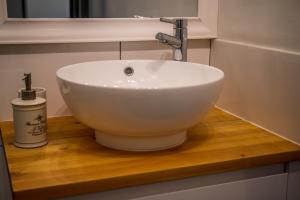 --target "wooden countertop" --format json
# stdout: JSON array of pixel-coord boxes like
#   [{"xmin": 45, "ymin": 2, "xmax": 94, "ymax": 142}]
[{"xmin": 1, "ymin": 108, "xmax": 300, "ymax": 199}]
